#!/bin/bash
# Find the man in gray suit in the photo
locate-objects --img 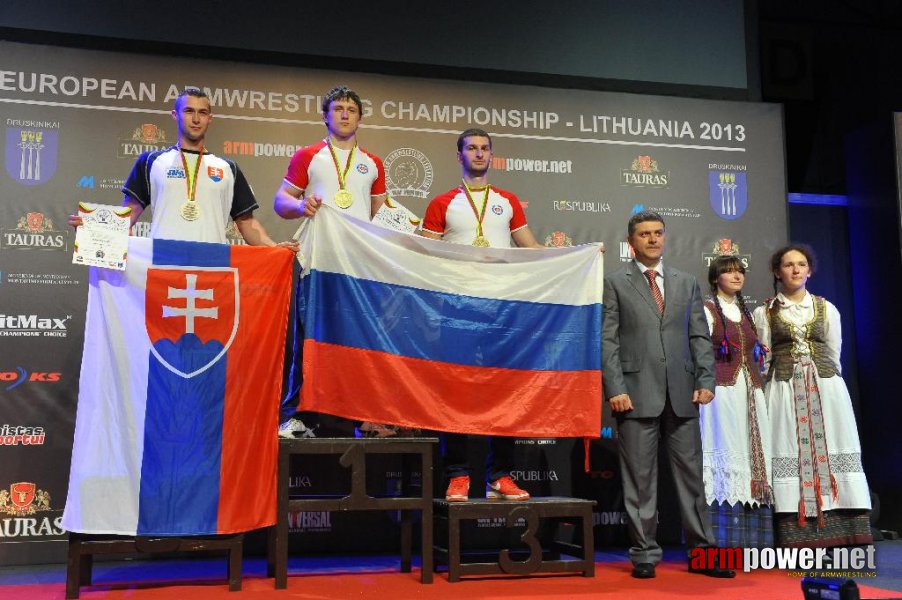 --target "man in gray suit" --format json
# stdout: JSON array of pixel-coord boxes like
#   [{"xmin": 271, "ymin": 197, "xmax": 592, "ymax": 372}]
[{"xmin": 602, "ymin": 210, "xmax": 734, "ymax": 579}]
